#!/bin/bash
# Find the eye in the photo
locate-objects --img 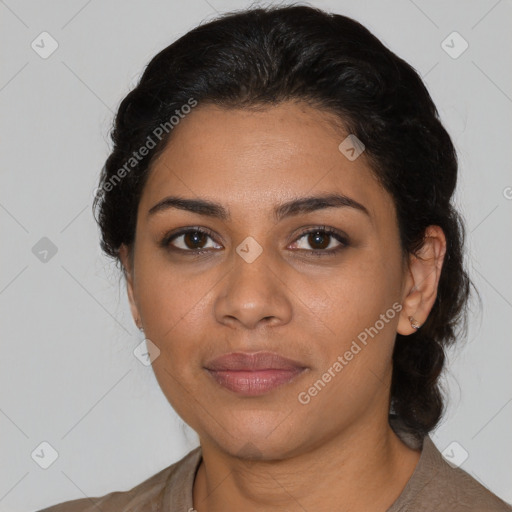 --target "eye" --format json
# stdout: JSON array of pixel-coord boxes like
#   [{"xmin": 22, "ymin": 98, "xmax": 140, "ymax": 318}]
[
  {"xmin": 162, "ymin": 227, "xmax": 222, "ymax": 253},
  {"xmin": 290, "ymin": 226, "xmax": 349, "ymax": 255},
  {"xmin": 161, "ymin": 225, "xmax": 349, "ymax": 256}
]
